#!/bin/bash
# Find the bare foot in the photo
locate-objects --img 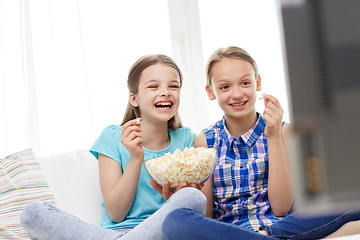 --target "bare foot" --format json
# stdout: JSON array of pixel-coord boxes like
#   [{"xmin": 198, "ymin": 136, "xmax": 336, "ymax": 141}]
[
  {"xmin": 258, "ymin": 230, "xmax": 268, "ymax": 236},
  {"xmin": 324, "ymin": 220, "xmax": 360, "ymax": 239}
]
